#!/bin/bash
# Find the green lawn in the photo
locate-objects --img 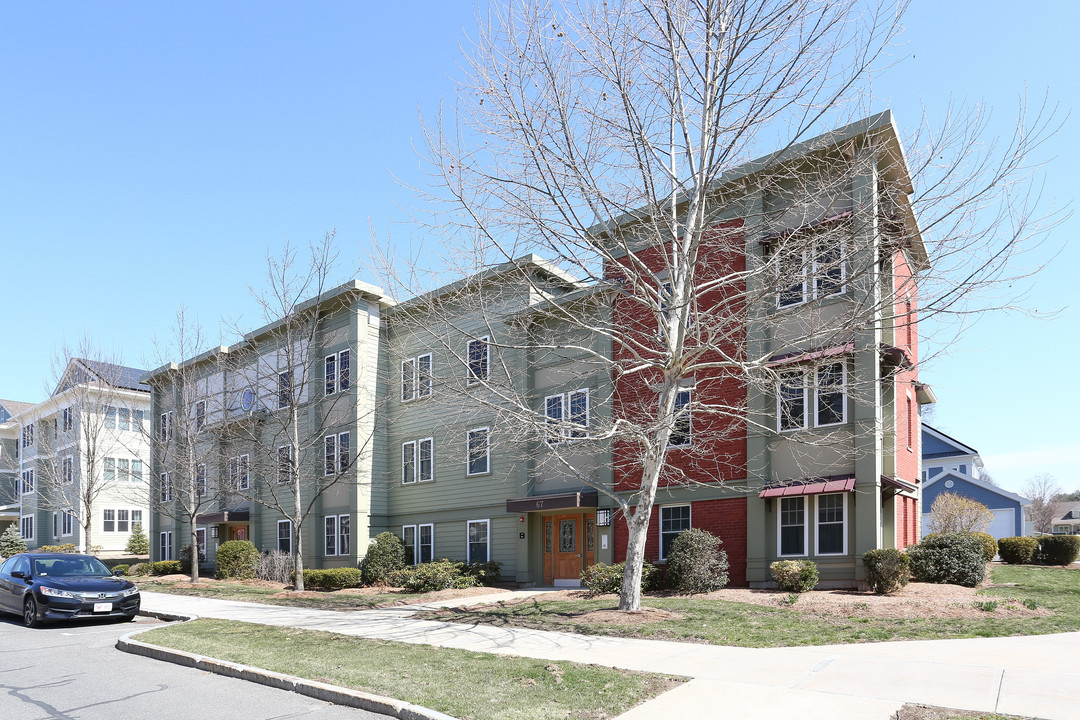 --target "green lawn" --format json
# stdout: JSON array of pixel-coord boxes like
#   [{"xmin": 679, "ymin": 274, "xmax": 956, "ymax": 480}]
[
  {"xmin": 135, "ymin": 577, "xmax": 429, "ymax": 610},
  {"xmin": 138, "ymin": 618, "xmax": 683, "ymax": 720},
  {"xmin": 419, "ymin": 566, "xmax": 1080, "ymax": 648}
]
